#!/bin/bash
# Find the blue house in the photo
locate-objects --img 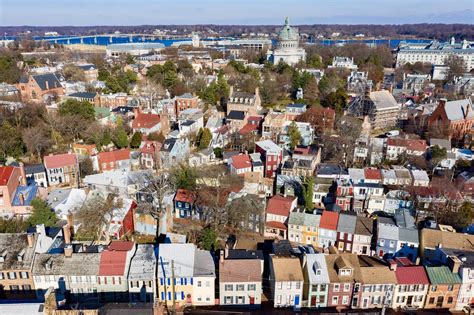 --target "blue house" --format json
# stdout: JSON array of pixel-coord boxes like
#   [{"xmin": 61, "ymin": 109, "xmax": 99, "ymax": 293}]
[
  {"xmin": 174, "ymin": 189, "xmax": 194, "ymax": 219},
  {"xmin": 376, "ymin": 217, "xmax": 399, "ymax": 259}
]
